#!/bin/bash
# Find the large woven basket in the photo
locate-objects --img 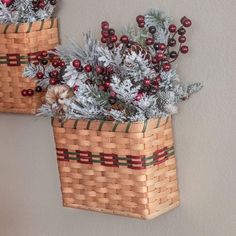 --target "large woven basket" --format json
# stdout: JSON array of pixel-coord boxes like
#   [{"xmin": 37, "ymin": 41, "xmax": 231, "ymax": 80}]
[
  {"xmin": 0, "ymin": 18, "xmax": 59, "ymax": 114},
  {"xmin": 52, "ymin": 116, "xmax": 180, "ymax": 219}
]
